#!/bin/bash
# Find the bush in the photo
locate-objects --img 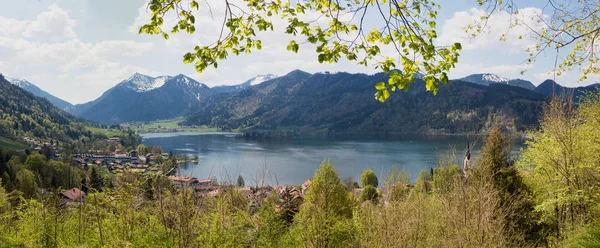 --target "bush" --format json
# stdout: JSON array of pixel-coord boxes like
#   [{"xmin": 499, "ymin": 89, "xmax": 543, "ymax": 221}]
[
  {"xmin": 564, "ymin": 224, "xmax": 600, "ymax": 248},
  {"xmin": 360, "ymin": 169, "xmax": 378, "ymax": 188},
  {"xmin": 361, "ymin": 185, "xmax": 378, "ymax": 202}
]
